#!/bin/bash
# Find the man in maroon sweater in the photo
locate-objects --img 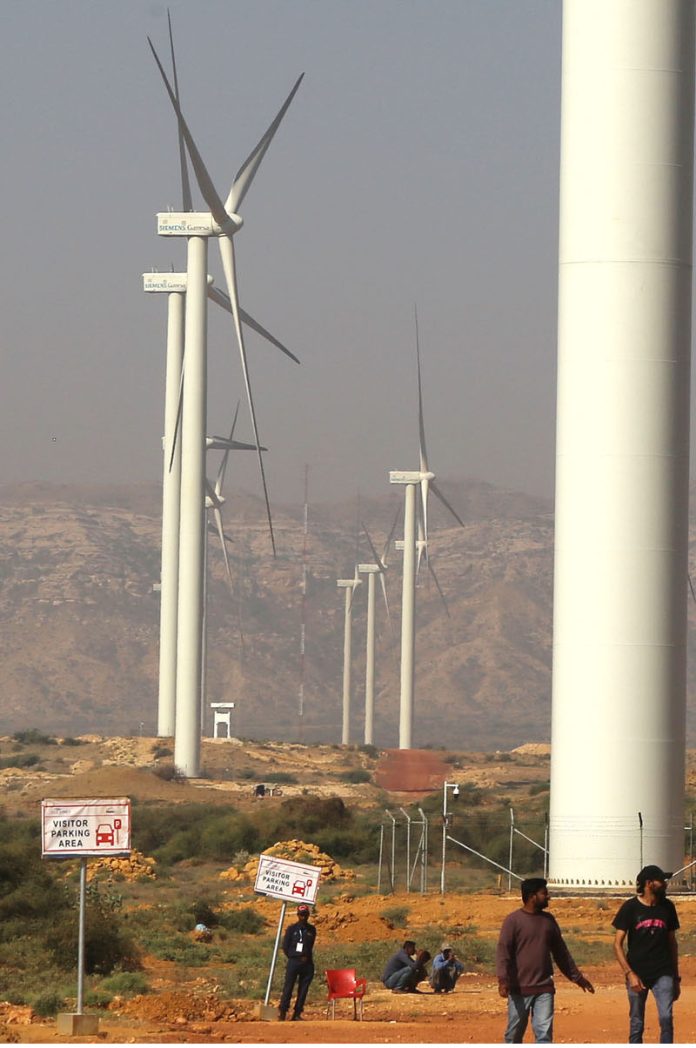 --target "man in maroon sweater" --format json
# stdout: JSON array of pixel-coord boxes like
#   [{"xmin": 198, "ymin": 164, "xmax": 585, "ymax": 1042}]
[{"xmin": 496, "ymin": 878, "xmax": 594, "ymax": 1043}]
